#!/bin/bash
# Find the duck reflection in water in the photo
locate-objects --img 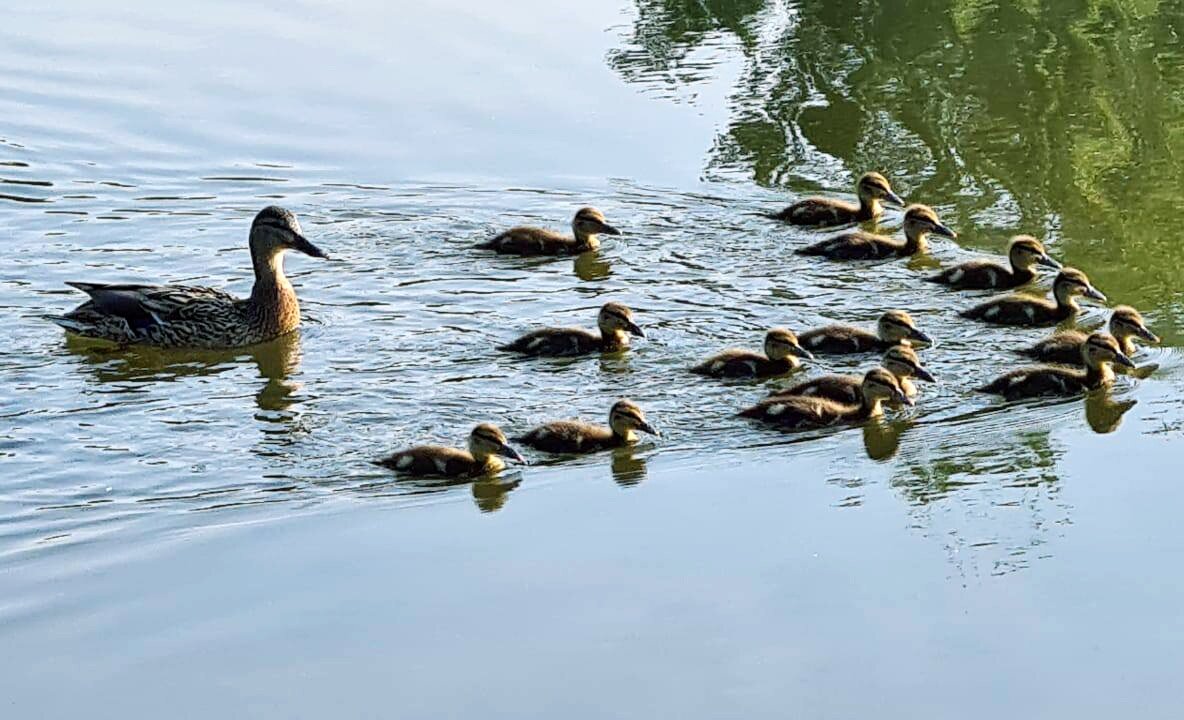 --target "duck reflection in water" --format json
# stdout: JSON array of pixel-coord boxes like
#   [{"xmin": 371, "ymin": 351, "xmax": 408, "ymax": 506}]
[
  {"xmin": 1085, "ymin": 391, "xmax": 1137, "ymax": 435},
  {"xmin": 862, "ymin": 416, "xmax": 909, "ymax": 461},
  {"xmin": 574, "ymin": 250, "xmax": 612, "ymax": 281},
  {"xmin": 611, "ymin": 446, "xmax": 649, "ymax": 487}
]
